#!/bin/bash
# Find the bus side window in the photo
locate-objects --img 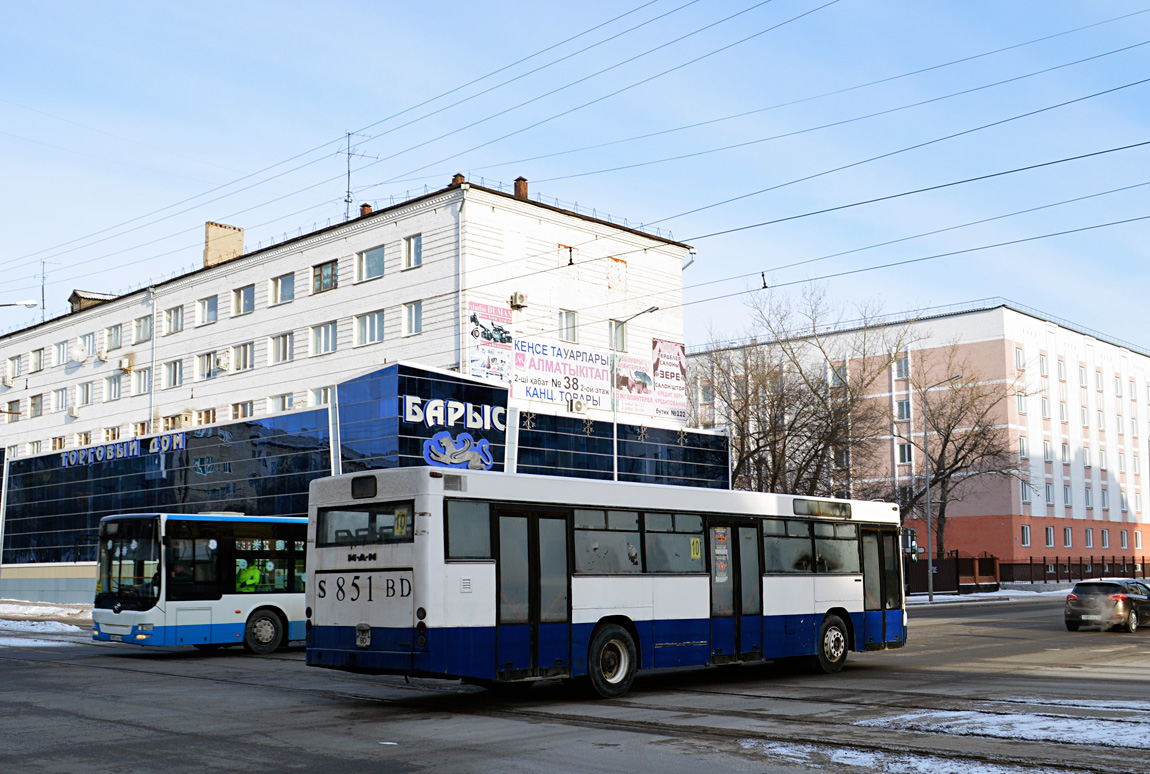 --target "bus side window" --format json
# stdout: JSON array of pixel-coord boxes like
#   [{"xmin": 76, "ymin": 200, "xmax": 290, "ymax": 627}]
[
  {"xmin": 644, "ymin": 512, "xmax": 704, "ymax": 573},
  {"xmin": 446, "ymin": 501, "xmax": 492, "ymax": 559},
  {"xmin": 763, "ymin": 520, "xmax": 813, "ymax": 573},
  {"xmin": 574, "ymin": 509, "xmax": 642, "ymax": 574}
]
